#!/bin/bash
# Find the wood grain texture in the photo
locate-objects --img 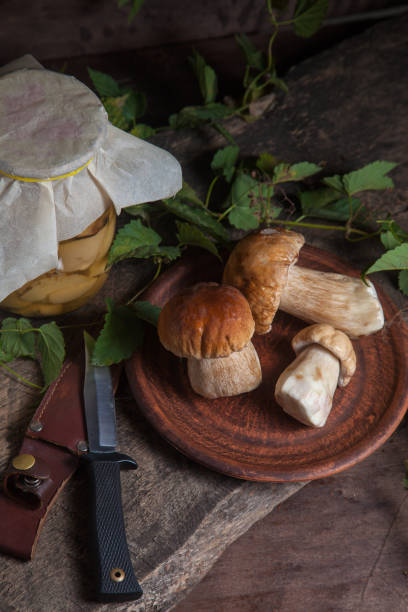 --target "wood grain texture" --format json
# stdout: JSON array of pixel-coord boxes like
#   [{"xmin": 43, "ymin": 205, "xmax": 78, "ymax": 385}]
[
  {"xmin": 0, "ymin": 0, "xmax": 270, "ymax": 62},
  {"xmin": 173, "ymin": 421, "xmax": 408, "ymax": 612},
  {"xmin": 0, "ymin": 1, "xmax": 400, "ymax": 63},
  {"xmin": 0, "ymin": 13, "xmax": 407, "ymax": 612}
]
